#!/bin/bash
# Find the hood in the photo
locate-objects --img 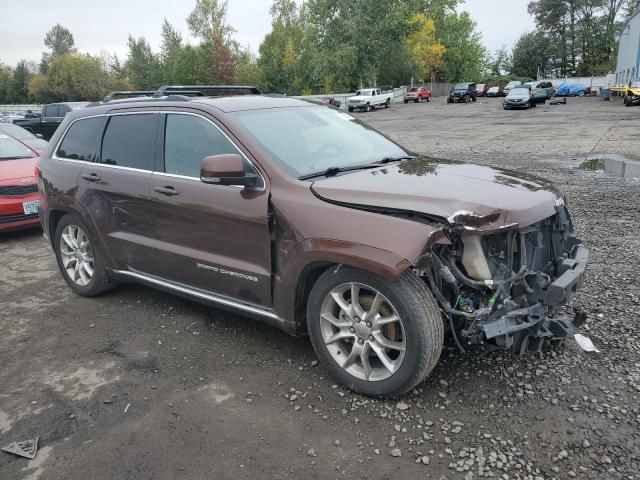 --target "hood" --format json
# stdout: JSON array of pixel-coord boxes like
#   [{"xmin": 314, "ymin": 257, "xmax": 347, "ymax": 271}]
[
  {"xmin": 0, "ymin": 156, "xmax": 39, "ymax": 185},
  {"xmin": 310, "ymin": 157, "xmax": 562, "ymax": 233}
]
